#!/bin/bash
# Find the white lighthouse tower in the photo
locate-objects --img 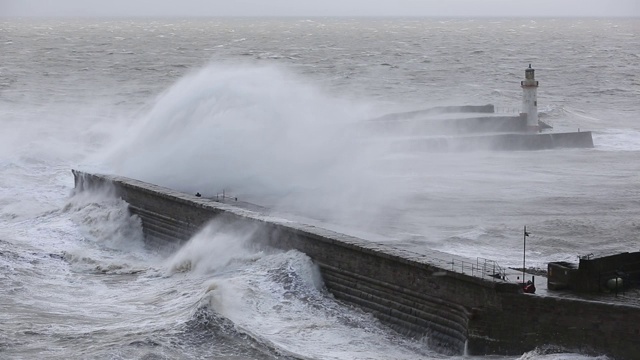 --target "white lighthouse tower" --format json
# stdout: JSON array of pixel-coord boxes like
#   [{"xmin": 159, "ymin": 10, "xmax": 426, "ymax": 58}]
[{"xmin": 521, "ymin": 64, "xmax": 539, "ymax": 132}]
